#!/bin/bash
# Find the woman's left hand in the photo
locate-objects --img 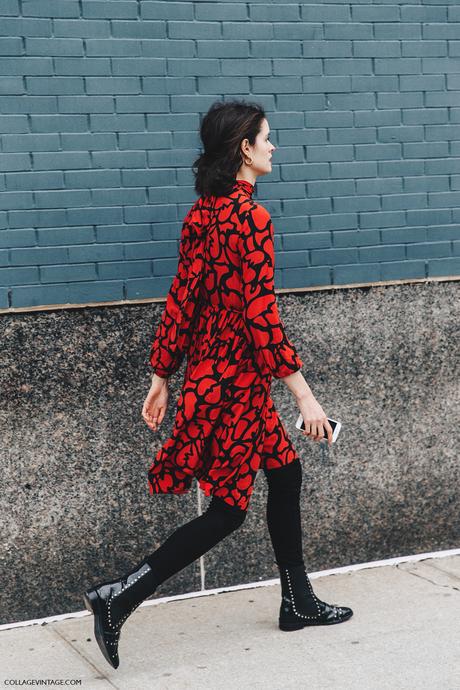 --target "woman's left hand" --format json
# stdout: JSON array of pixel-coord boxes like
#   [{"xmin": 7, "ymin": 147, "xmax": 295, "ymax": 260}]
[{"xmin": 142, "ymin": 374, "xmax": 169, "ymax": 432}]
